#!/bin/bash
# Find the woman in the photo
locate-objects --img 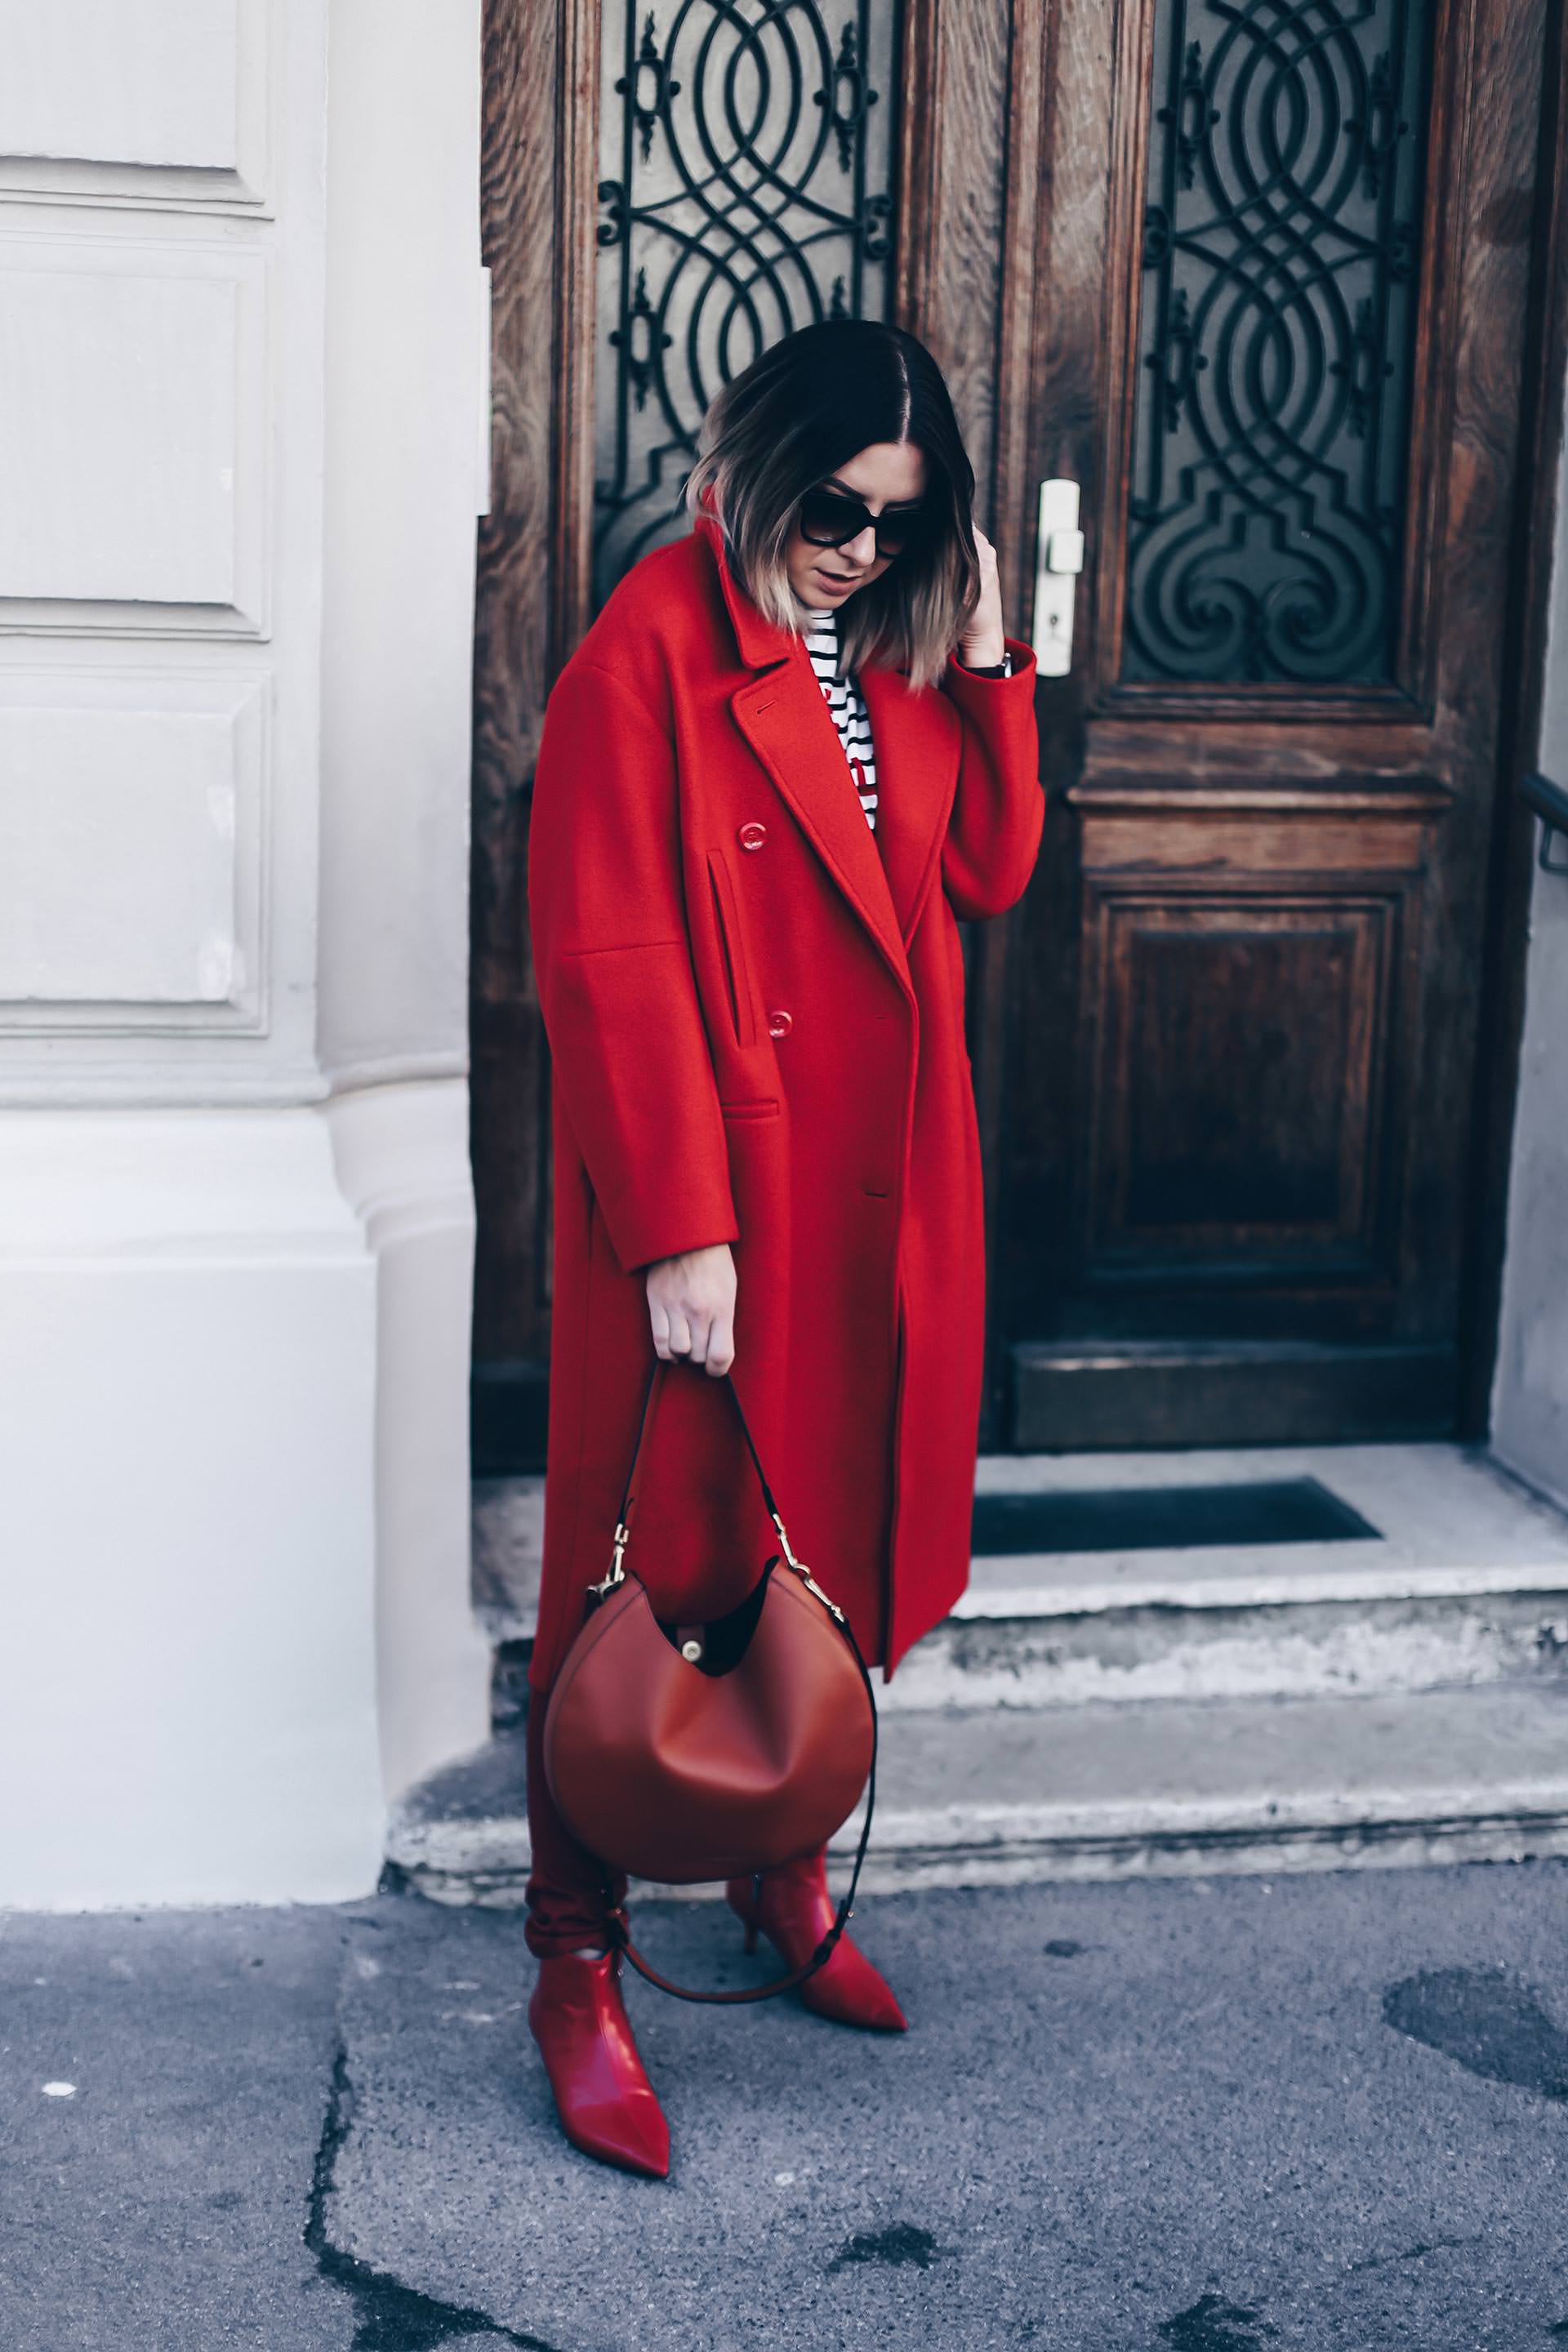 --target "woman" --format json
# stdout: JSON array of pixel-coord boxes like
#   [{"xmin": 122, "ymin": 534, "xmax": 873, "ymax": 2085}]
[{"xmin": 523, "ymin": 317, "xmax": 1043, "ymax": 2179}]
